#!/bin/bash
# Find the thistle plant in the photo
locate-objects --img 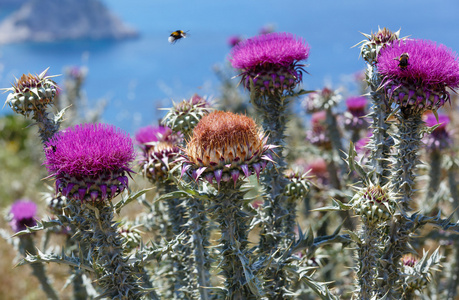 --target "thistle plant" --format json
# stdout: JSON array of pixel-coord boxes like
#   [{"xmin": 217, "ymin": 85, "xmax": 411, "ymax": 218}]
[
  {"xmin": 181, "ymin": 110, "xmax": 274, "ymax": 298},
  {"xmin": 355, "ymin": 27, "xmax": 401, "ymax": 186},
  {"xmin": 229, "ymin": 32, "xmax": 310, "ymax": 254},
  {"xmin": 375, "ymin": 38, "xmax": 459, "ymax": 298},
  {"xmin": 42, "ymin": 123, "xmax": 148, "ymax": 299}
]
